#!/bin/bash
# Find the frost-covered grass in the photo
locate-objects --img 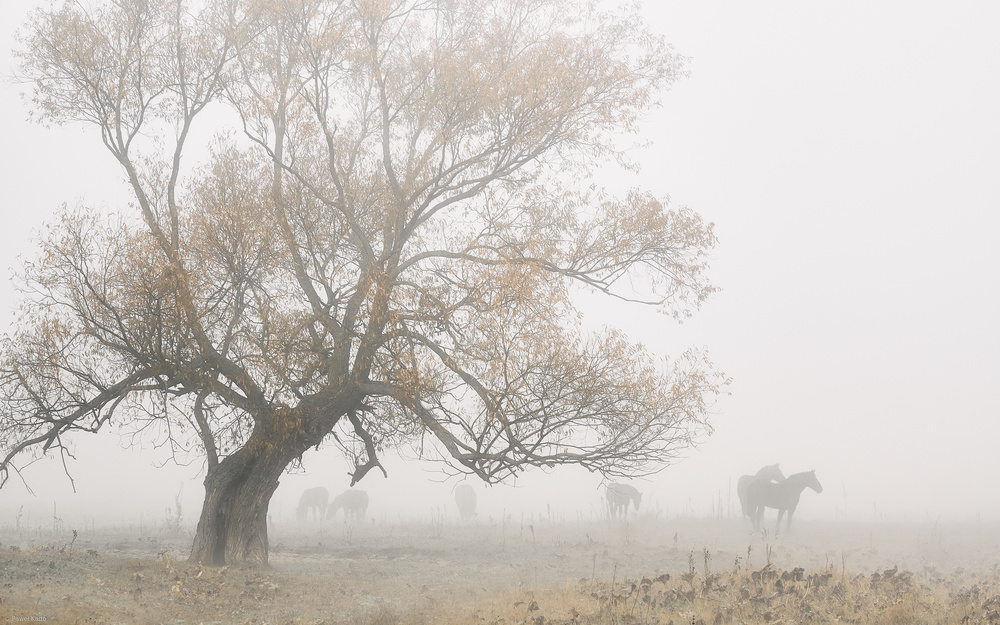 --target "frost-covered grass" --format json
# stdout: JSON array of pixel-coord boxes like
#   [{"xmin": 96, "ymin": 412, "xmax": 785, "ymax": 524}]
[{"xmin": 2, "ymin": 516, "xmax": 998, "ymax": 624}]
